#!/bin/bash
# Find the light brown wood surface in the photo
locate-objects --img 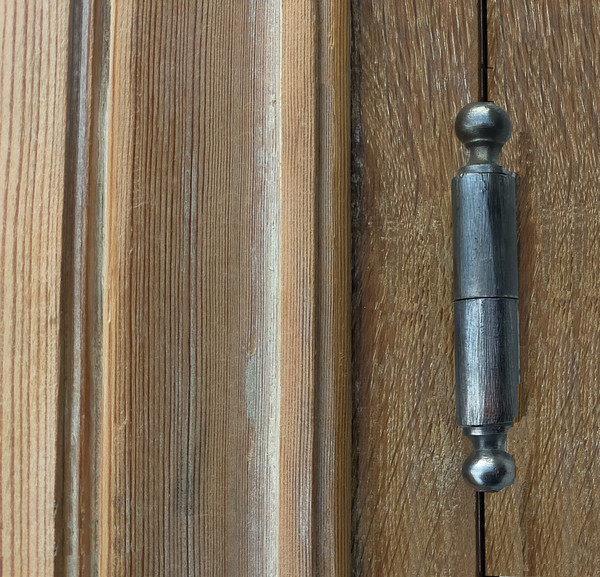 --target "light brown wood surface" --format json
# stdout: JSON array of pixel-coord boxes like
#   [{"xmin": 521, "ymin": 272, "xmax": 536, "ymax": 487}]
[
  {"xmin": 101, "ymin": 1, "xmax": 350, "ymax": 576},
  {"xmin": 0, "ymin": 2, "xmax": 70, "ymax": 575},
  {"xmin": 351, "ymin": 1, "xmax": 600, "ymax": 576},
  {"xmin": 2, "ymin": 0, "xmax": 350, "ymax": 575}
]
